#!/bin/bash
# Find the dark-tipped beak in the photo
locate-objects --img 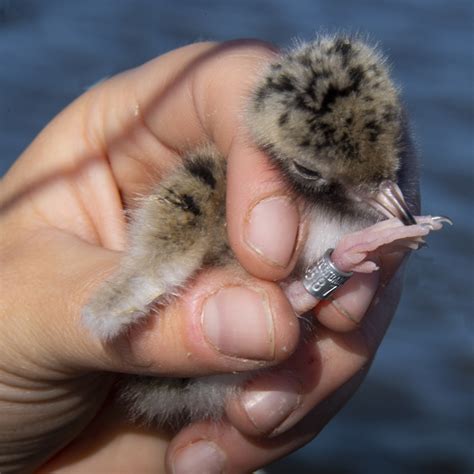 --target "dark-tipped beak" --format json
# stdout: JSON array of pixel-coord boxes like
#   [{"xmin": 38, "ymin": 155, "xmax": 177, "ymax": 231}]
[{"xmin": 367, "ymin": 180, "xmax": 417, "ymax": 225}]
